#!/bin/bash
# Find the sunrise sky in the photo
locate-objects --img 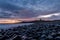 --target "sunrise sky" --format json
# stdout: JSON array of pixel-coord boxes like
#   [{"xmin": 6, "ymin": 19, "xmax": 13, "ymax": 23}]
[{"xmin": 0, "ymin": 0, "xmax": 60, "ymax": 23}]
